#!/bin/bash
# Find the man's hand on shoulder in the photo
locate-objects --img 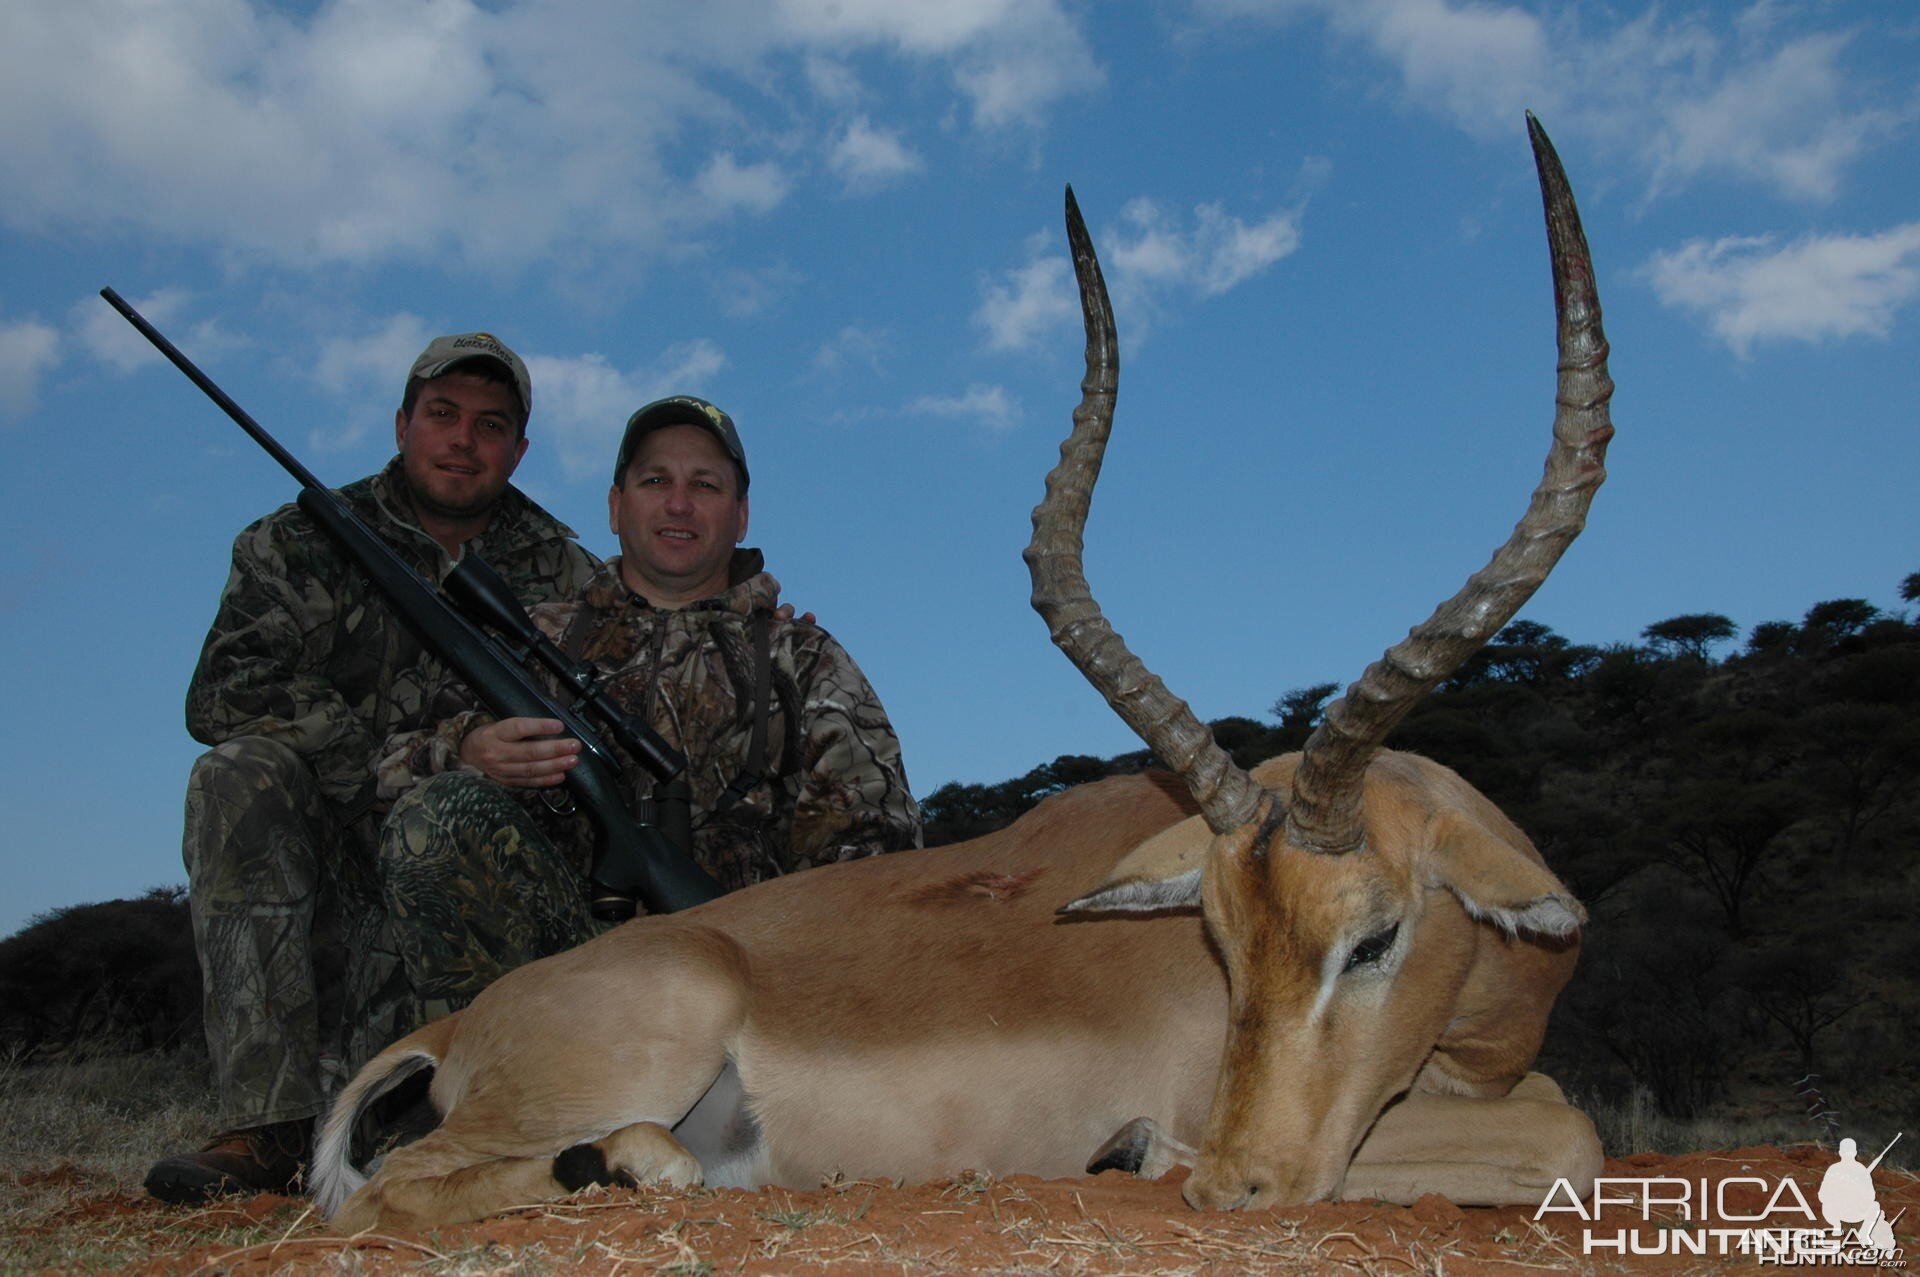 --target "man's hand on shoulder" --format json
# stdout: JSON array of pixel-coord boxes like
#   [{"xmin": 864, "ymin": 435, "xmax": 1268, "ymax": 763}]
[
  {"xmin": 460, "ymin": 716, "xmax": 580, "ymax": 789},
  {"xmin": 774, "ymin": 603, "xmax": 816, "ymax": 626}
]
